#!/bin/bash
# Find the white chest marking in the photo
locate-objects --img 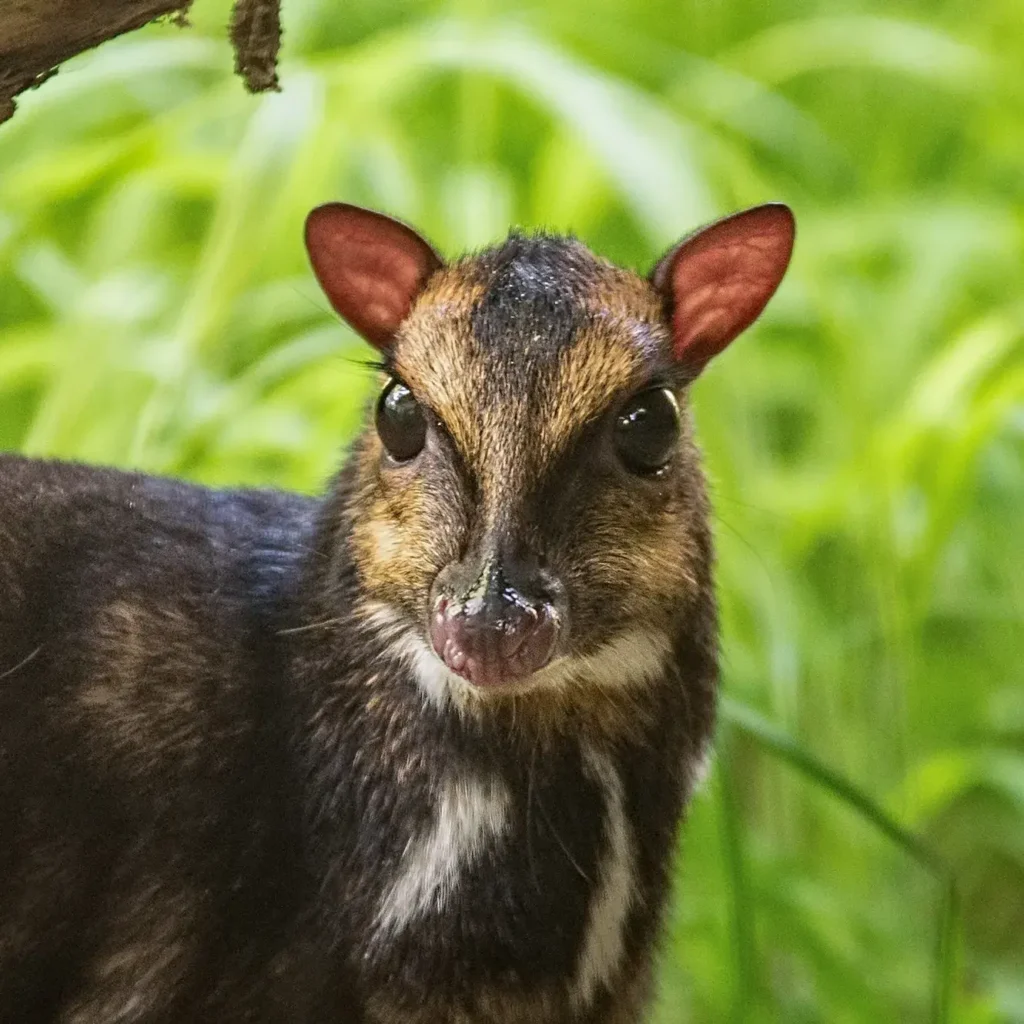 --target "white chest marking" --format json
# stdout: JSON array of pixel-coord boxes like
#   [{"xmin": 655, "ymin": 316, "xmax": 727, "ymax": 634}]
[
  {"xmin": 570, "ymin": 745, "xmax": 636, "ymax": 1009},
  {"xmin": 374, "ymin": 774, "xmax": 511, "ymax": 938}
]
